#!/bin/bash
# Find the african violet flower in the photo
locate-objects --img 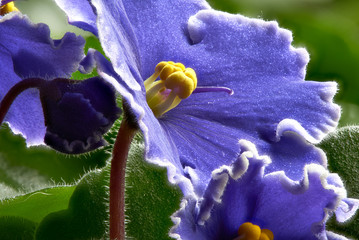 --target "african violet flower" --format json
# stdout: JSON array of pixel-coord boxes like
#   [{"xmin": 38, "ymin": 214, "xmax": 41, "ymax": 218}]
[
  {"xmin": 56, "ymin": 0, "xmax": 340, "ymax": 196},
  {"xmin": 0, "ymin": 11, "xmax": 120, "ymax": 153},
  {"xmin": 171, "ymin": 140, "xmax": 359, "ymax": 240}
]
